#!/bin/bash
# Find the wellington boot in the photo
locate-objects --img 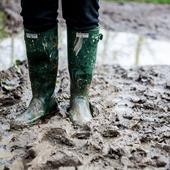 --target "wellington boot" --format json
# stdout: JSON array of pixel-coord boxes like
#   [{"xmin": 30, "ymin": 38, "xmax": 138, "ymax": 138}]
[
  {"xmin": 67, "ymin": 27, "xmax": 102, "ymax": 125},
  {"xmin": 13, "ymin": 27, "xmax": 58, "ymax": 126}
]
